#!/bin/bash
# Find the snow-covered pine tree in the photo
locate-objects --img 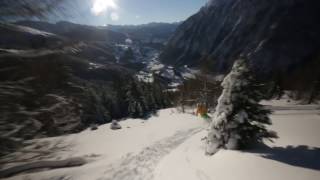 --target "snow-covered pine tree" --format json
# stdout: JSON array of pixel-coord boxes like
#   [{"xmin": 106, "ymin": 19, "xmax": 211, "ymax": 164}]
[{"xmin": 206, "ymin": 59, "xmax": 276, "ymax": 155}]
